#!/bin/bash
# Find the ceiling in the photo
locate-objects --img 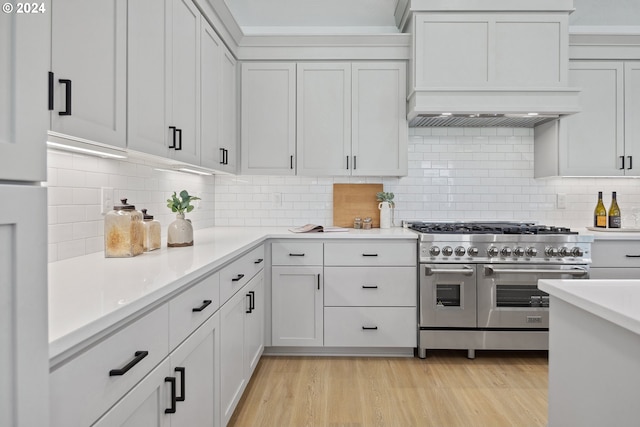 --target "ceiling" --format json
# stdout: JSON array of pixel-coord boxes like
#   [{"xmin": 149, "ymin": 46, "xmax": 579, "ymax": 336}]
[{"xmin": 223, "ymin": 0, "xmax": 401, "ymax": 34}]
